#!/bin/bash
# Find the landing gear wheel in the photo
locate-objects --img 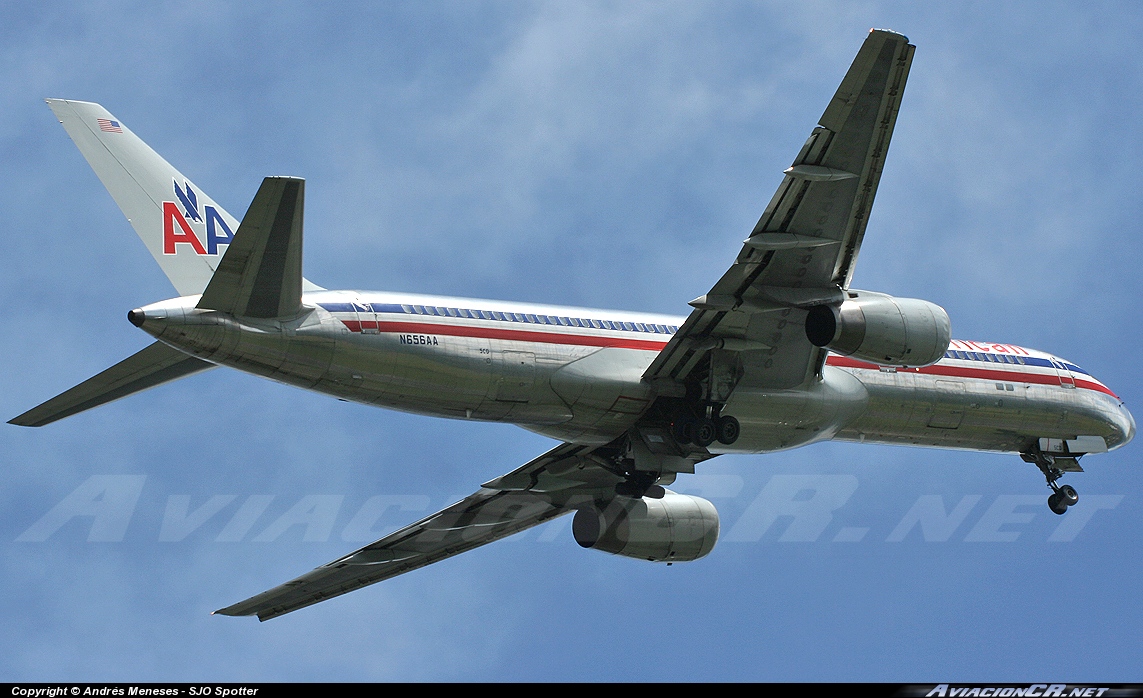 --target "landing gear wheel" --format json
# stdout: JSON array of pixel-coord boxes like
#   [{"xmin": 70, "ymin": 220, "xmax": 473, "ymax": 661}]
[
  {"xmin": 1024, "ymin": 446, "xmax": 1082, "ymax": 516},
  {"xmin": 1048, "ymin": 492, "xmax": 1069, "ymax": 515},
  {"xmin": 694, "ymin": 418, "xmax": 717, "ymax": 448},
  {"xmin": 716, "ymin": 415, "xmax": 740, "ymax": 445},
  {"xmin": 672, "ymin": 419, "xmax": 695, "ymax": 445}
]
